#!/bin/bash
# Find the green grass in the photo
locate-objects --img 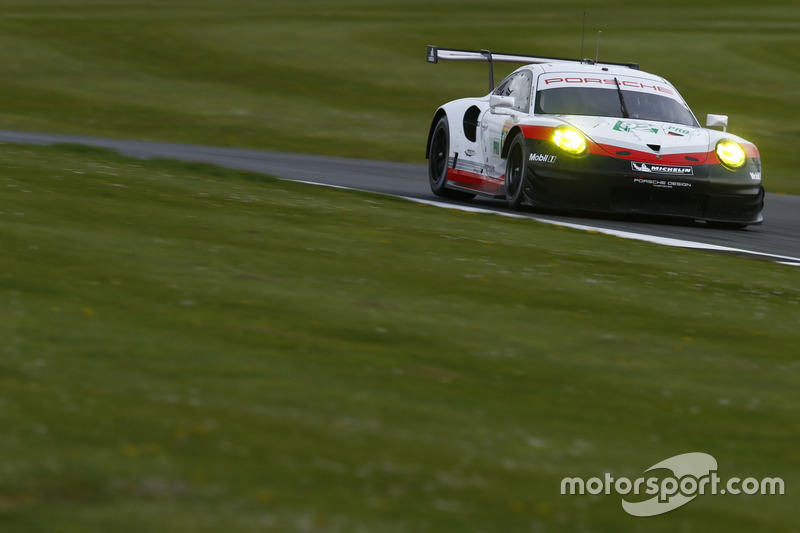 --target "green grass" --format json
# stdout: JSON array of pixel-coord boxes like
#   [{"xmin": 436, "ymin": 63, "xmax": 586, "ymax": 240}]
[
  {"xmin": 0, "ymin": 0, "xmax": 797, "ymax": 191},
  {"xmin": 1, "ymin": 2, "xmax": 798, "ymax": 530},
  {"xmin": 1, "ymin": 144, "xmax": 798, "ymax": 531}
]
